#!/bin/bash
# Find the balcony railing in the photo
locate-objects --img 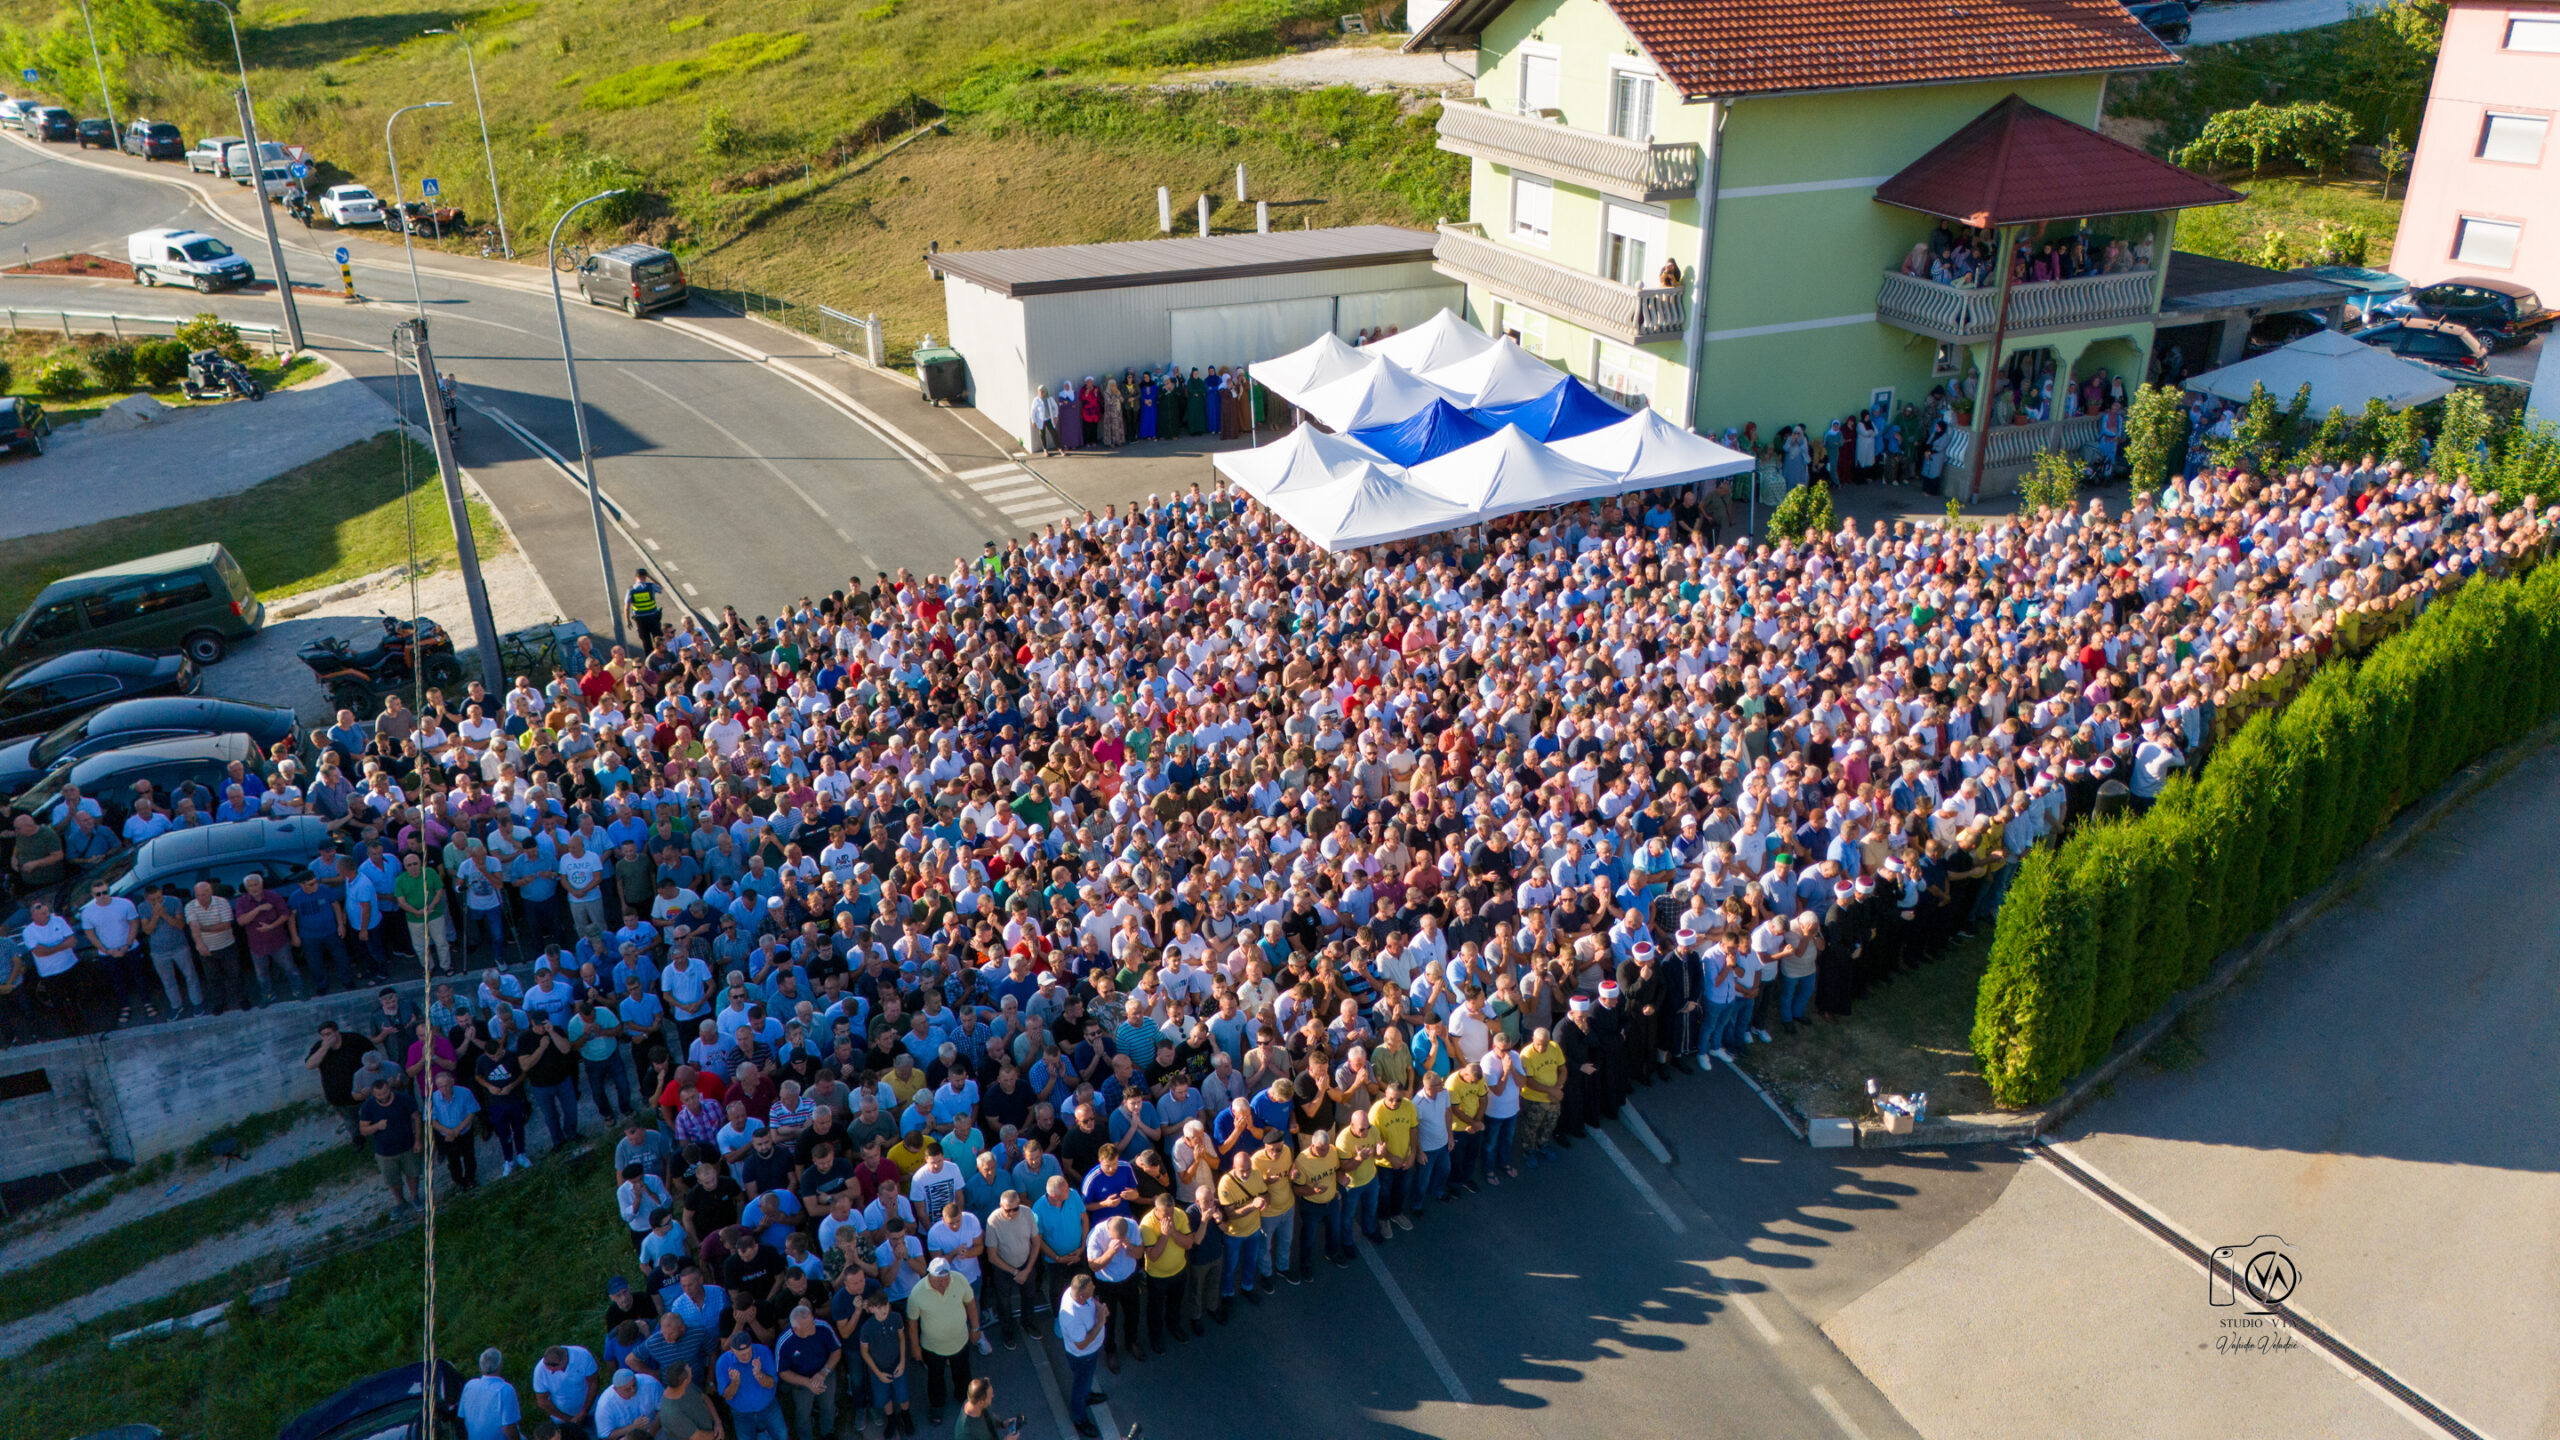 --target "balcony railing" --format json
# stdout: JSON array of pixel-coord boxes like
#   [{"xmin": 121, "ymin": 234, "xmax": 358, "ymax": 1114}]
[
  {"xmin": 1875, "ymin": 269, "xmax": 2159, "ymax": 342},
  {"xmin": 1947, "ymin": 414, "xmax": 2106, "ymax": 473},
  {"xmin": 1433, "ymin": 223, "xmax": 1687, "ymax": 345},
  {"xmin": 1437, "ymin": 101, "xmax": 1701, "ymax": 201}
]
